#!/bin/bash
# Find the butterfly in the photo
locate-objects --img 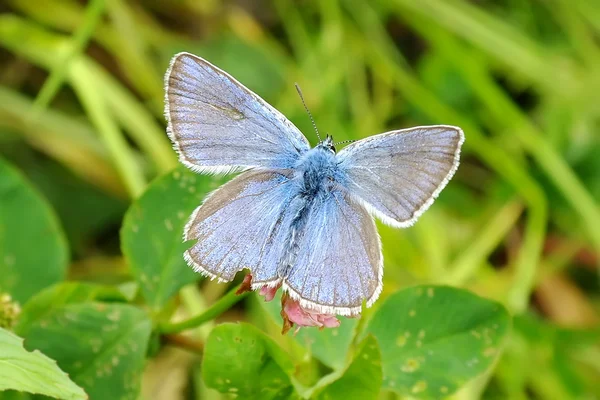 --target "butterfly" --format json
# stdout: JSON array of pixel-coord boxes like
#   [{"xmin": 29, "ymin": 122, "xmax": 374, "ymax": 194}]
[{"xmin": 165, "ymin": 52, "xmax": 464, "ymax": 317}]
